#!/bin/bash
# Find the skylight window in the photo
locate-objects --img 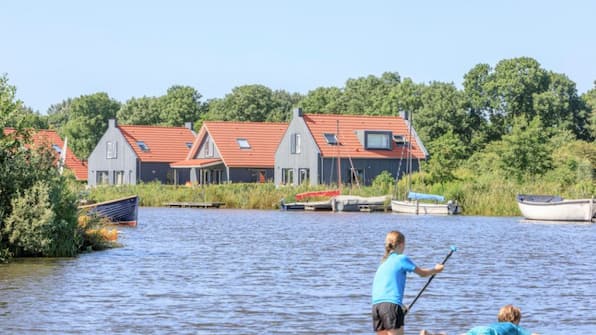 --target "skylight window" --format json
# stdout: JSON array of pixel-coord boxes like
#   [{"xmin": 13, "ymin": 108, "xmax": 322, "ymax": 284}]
[
  {"xmin": 324, "ymin": 133, "xmax": 338, "ymax": 145},
  {"xmin": 185, "ymin": 142, "xmax": 193, "ymax": 149},
  {"xmin": 52, "ymin": 144, "xmax": 62, "ymax": 154},
  {"xmin": 237, "ymin": 138, "xmax": 250, "ymax": 149},
  {"xmin": 137, "ymin": 141, "xmax": 149, "ymax": 152}
]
